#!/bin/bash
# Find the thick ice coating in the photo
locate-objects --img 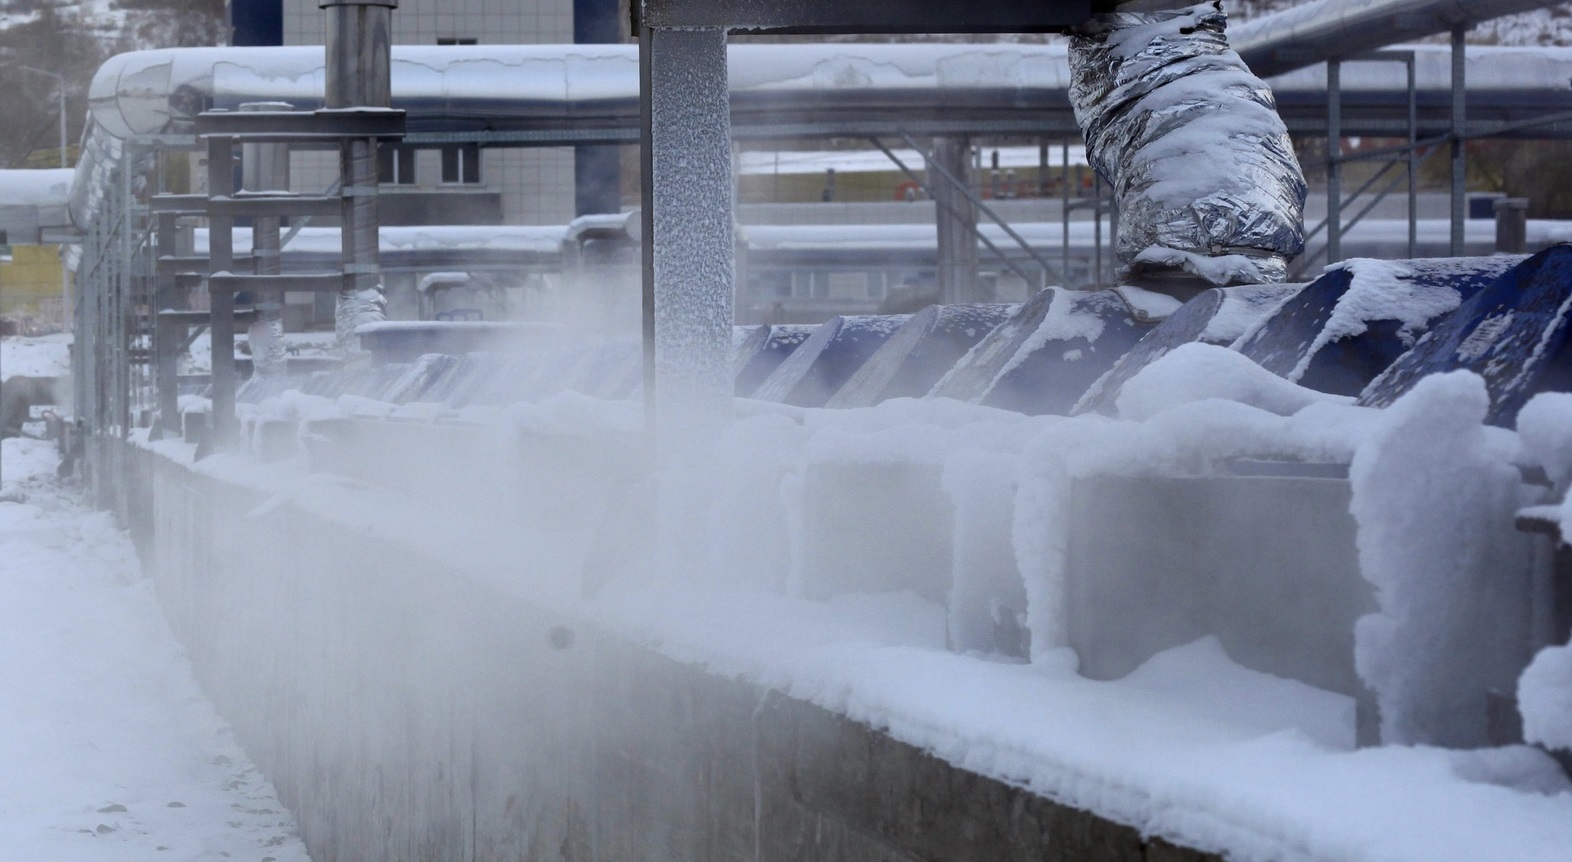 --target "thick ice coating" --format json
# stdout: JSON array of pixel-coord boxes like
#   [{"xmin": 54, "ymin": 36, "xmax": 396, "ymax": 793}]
[{"xmin": 1069, "ymin": 1, "xmax": 1307, "ymax": 285}]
